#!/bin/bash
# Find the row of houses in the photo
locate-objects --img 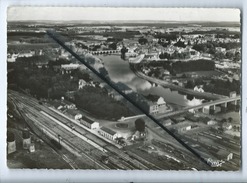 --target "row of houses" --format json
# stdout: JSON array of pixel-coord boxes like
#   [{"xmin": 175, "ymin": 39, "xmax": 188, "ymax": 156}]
[{"xmin": 49, "ymin": 99, "xmax": 99, "ymax": 130}]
